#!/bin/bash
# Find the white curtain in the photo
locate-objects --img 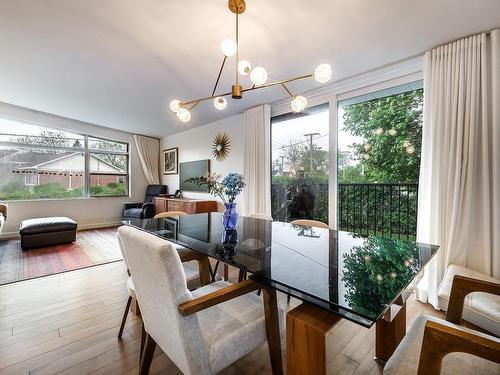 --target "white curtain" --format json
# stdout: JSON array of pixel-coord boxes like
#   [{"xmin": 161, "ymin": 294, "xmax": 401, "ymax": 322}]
[
  {"xmin": 243, "ymin": 104, "xmax": 271, "ymax": 216},
  {"xmin": 416, "ymin": 29, "xmax": 500, "ymax": 308},
  {"xmin": 134, "ymin": 135, "xmax": 160, "ymax": 185}
]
